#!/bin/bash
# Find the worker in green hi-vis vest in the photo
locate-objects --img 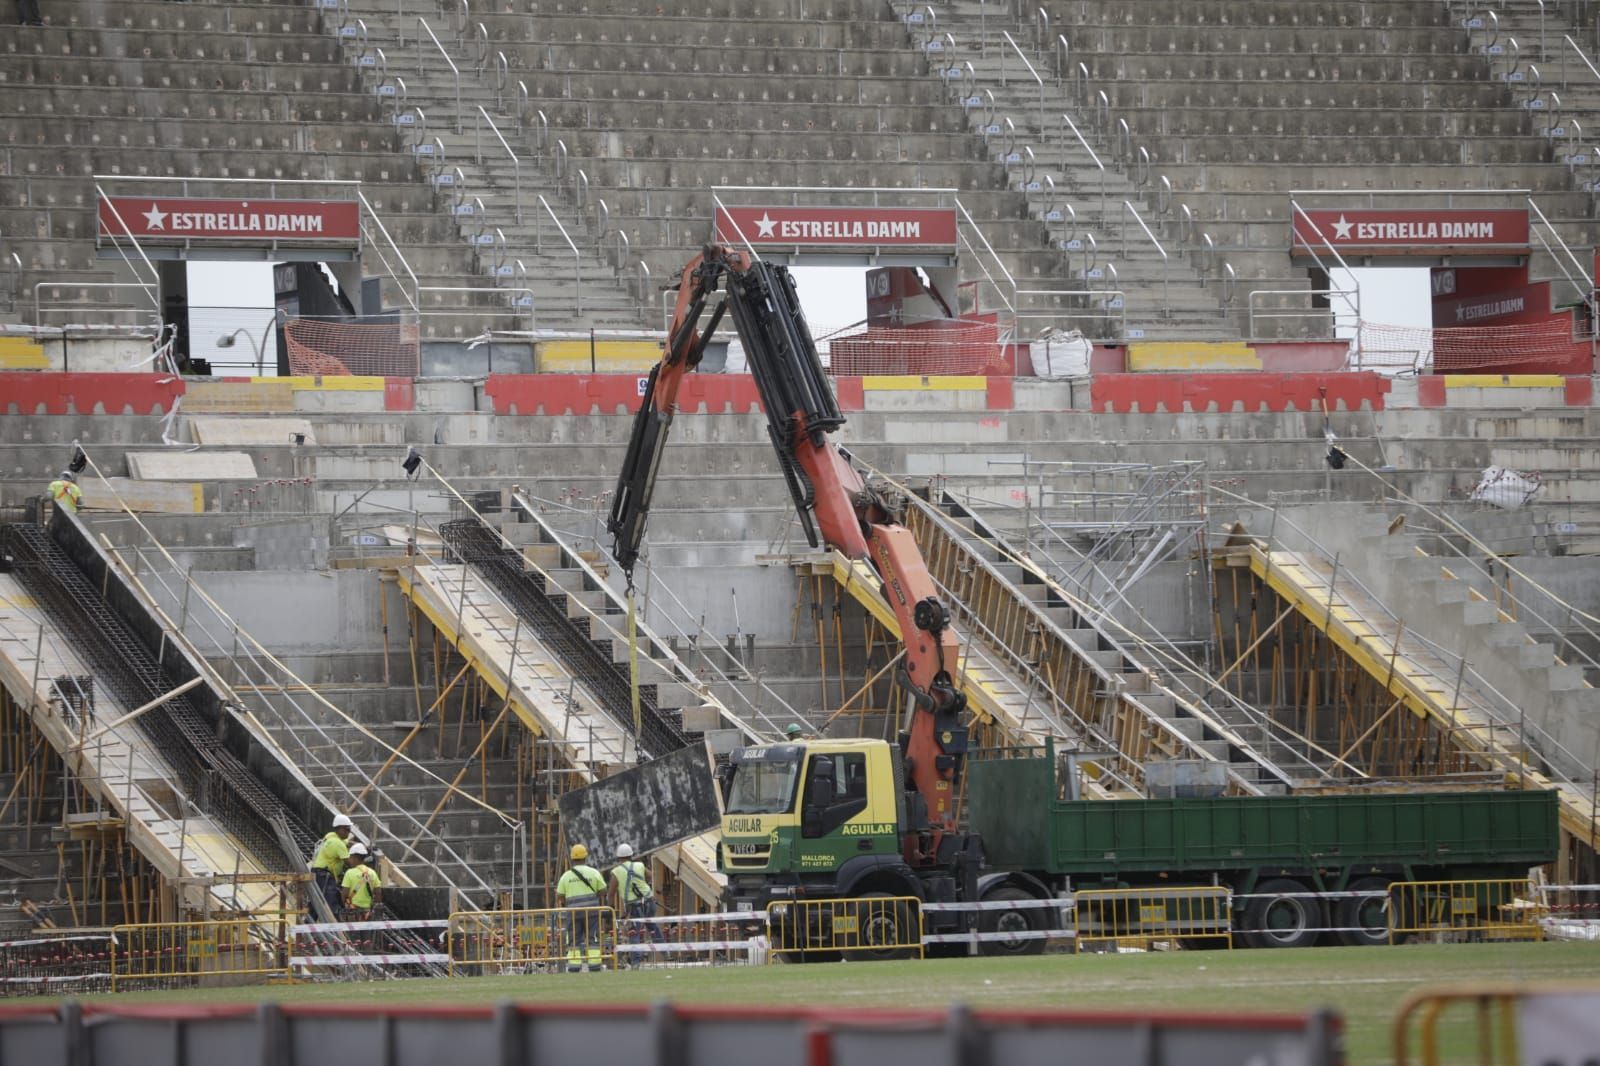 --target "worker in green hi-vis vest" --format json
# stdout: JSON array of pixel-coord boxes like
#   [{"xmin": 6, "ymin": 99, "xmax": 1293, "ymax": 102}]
[{"xmin": 556, "ymin": 844, "xmax": 608, "ymax": 973}]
